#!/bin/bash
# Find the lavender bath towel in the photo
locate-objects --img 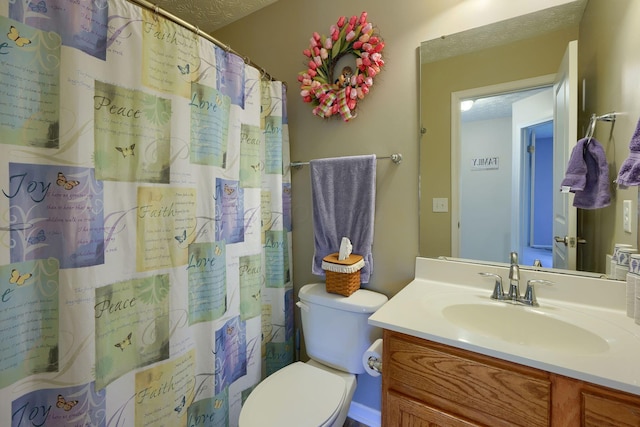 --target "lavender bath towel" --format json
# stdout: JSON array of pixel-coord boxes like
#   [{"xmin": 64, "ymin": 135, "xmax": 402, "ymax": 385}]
[
  {"xmin": 616, "ymin": 116, "xmax": 640, "ymax": 186},
  {"xmin": 560, "ymin": 138, "xmax": 588, "ymax": 192},
  {"xmin": 310, "ymin": 155, "xmax": 376, "ymax": 283},
  {"xmin": 561, "ymin": 137, "xmax": 611, "ymax": 209}
]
